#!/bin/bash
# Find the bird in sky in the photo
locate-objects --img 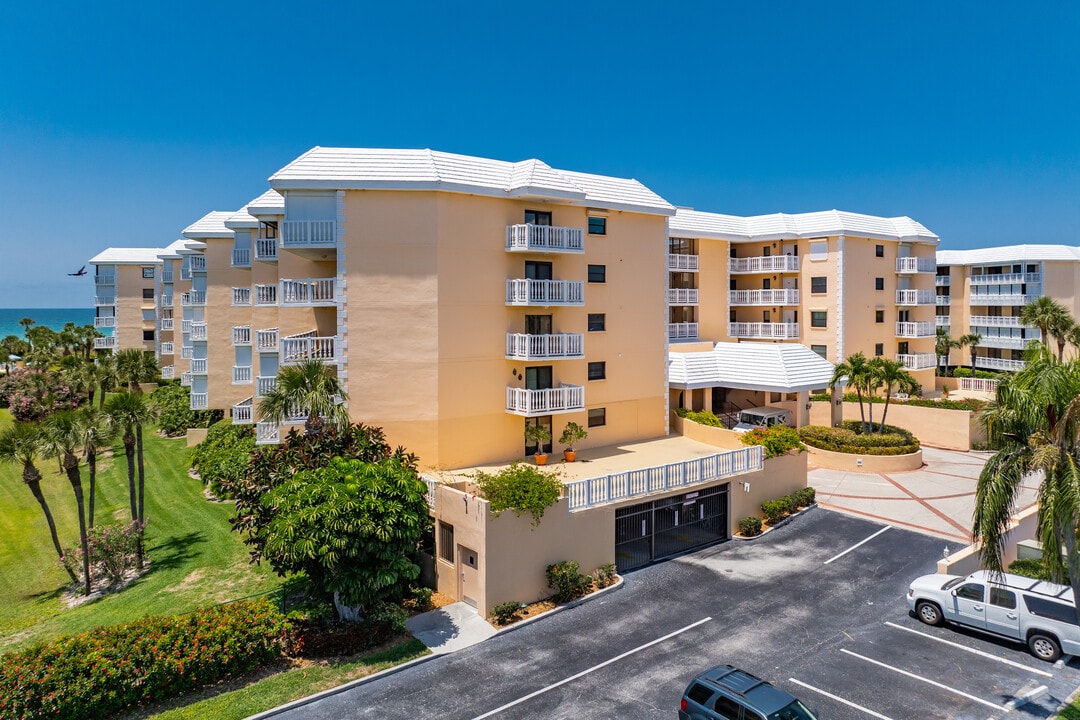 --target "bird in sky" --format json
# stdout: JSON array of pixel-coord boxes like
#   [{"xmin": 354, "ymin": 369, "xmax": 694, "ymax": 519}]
[{"xmin": 68, "ymin": 265, "xmax": 87, "ymax": 276}]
